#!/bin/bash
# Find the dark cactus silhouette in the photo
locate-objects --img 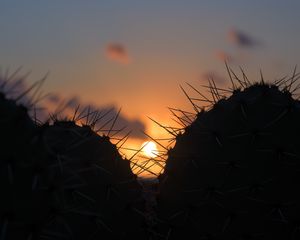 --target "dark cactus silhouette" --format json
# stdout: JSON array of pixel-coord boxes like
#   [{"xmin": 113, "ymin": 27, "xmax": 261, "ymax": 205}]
[
  {"xmin": 3, "ymin": 66, "xmax": 300, "ymax": 240},
  {"xmin": 156, "ymin": 67, "xmax": 300, "ymax": 240},
  {"xmin": 39, "ymin": 120, "xmax": 147, "ymax": 240},
  {"xmin": 0, "ymin": 73, "xmax": 146, "ymax": 240},
  {"xmin": 0, "ymin": 88, "xmax": 43, "ymax": 239}
]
